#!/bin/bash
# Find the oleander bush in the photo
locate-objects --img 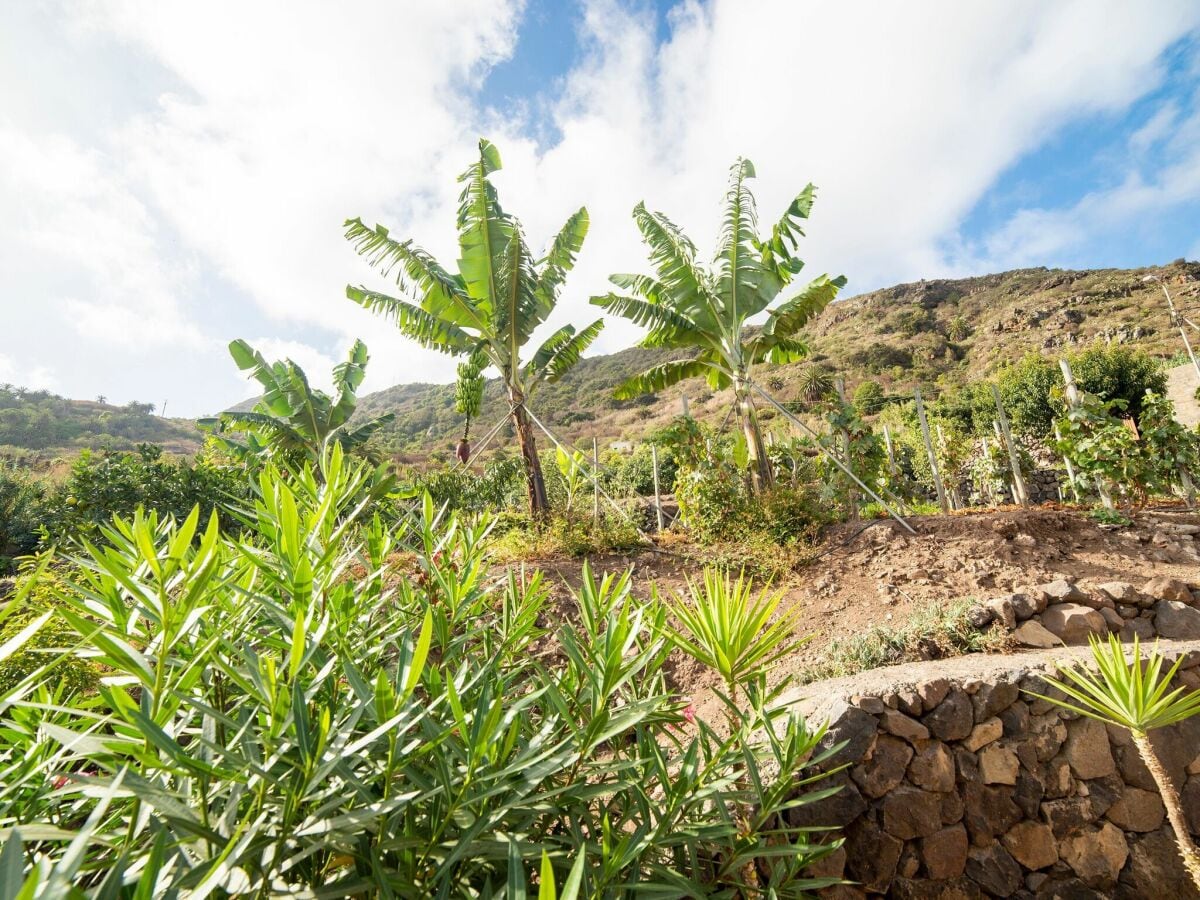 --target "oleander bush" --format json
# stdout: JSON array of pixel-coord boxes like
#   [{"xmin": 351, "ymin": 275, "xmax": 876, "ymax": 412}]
[
  {"xmin": 0, "ymin": 445, "xmax": 840, "ymax": 896},
  {"xmin": 0, "ymin": 463, "xmax": 48, "ymax": 573}
]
